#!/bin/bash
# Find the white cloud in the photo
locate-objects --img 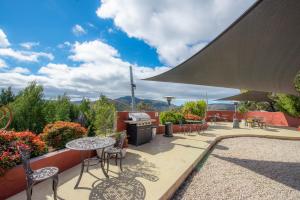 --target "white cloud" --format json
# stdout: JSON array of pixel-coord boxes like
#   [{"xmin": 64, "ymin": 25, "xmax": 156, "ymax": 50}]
[
  {"xmin": 87, "ymin": 22, "xmax": 96, "ymax": 28},
  {"xmin": 57, "ymin": 41, "xmax": 71, "ymax": 49},
  {"xmin": 20, "ymin": 42, "xmax": 40, "ymax": 50},
  {"xmin": 0, "ymin": 48, "xmax": 54, "ymax": 62},
  {"xmin": 69, "ymin": 40, "xmax": 120, "ymax": 63},
  {"xmin": 0, "ymin": 39, "xmax": 238, "ymax": 101},
  {"xmin": 108, "ymin": 28, "xmax": 114, "ymax": 33},
  {"xmin": 0, "ymin": 29, "xmax": 10, "ymax": 47},
  {"xmin": 10, "ymin": 67, "xmax": 30, "ymax": 74},
  {"xmin": 0, "ymin": 30, "xmax": 53, "ymax": 62},
  {"xmin": 97, "ymin": 0, "xmax": 255, "ymax": 66},
  {"xmin": 0, "ymin": 58, "xmax": 7, "ymax": 68},
  {"xmin": 72, "ymin": 24, "xmax": 87, "ymax": 36}
]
